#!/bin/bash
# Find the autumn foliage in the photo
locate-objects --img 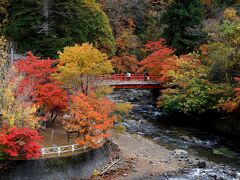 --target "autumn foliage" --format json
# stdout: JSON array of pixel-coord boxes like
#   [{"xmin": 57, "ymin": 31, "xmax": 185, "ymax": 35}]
[
  {"xmin": 138, "ymin": 38, "xmax": 175, "ymax": 82},
  {"xmin": 15, "ymin": 52, "xmax": 68, "ymax": 125},
  {"xmin": 55, "ymin": 43, "xmax": 113, "ymax": 94},
  {"xmin": 111, "ymin": 55, "xmax": 139, "ymax": 73},
  {"xmin": 220, "ymin": 77, "xmax": 240, "ymax": 112},
  {"xmin": 15, "ymin": 52, "xmax": 57, "ymax": 95},
  {"xmin": 63, "ymin": 93, "xmax": 115, "ymax": 148},
  {"xmin": 0, "ymin": 127, "xmax": 43, "ymax": 160},
  {"xmin": 33, "ymin": 82, "xmax": 68, "ymax": 115}
]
